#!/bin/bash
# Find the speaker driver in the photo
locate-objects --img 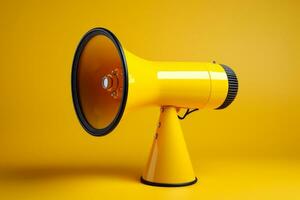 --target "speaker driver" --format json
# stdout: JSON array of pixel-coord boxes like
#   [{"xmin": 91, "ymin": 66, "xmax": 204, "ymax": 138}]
[{"xmin": 72, "ymin": 28, "xmax": 128, "ymax": 136}]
